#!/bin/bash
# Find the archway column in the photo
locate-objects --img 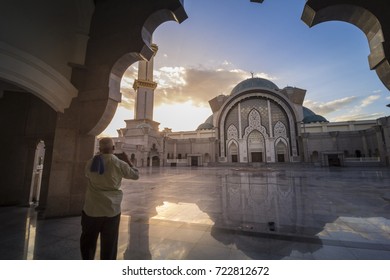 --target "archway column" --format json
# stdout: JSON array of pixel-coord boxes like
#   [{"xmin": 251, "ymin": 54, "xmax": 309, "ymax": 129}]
[{"xmin": 43, "ymin": 0, "xmax": 187, "ymax": 217}]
